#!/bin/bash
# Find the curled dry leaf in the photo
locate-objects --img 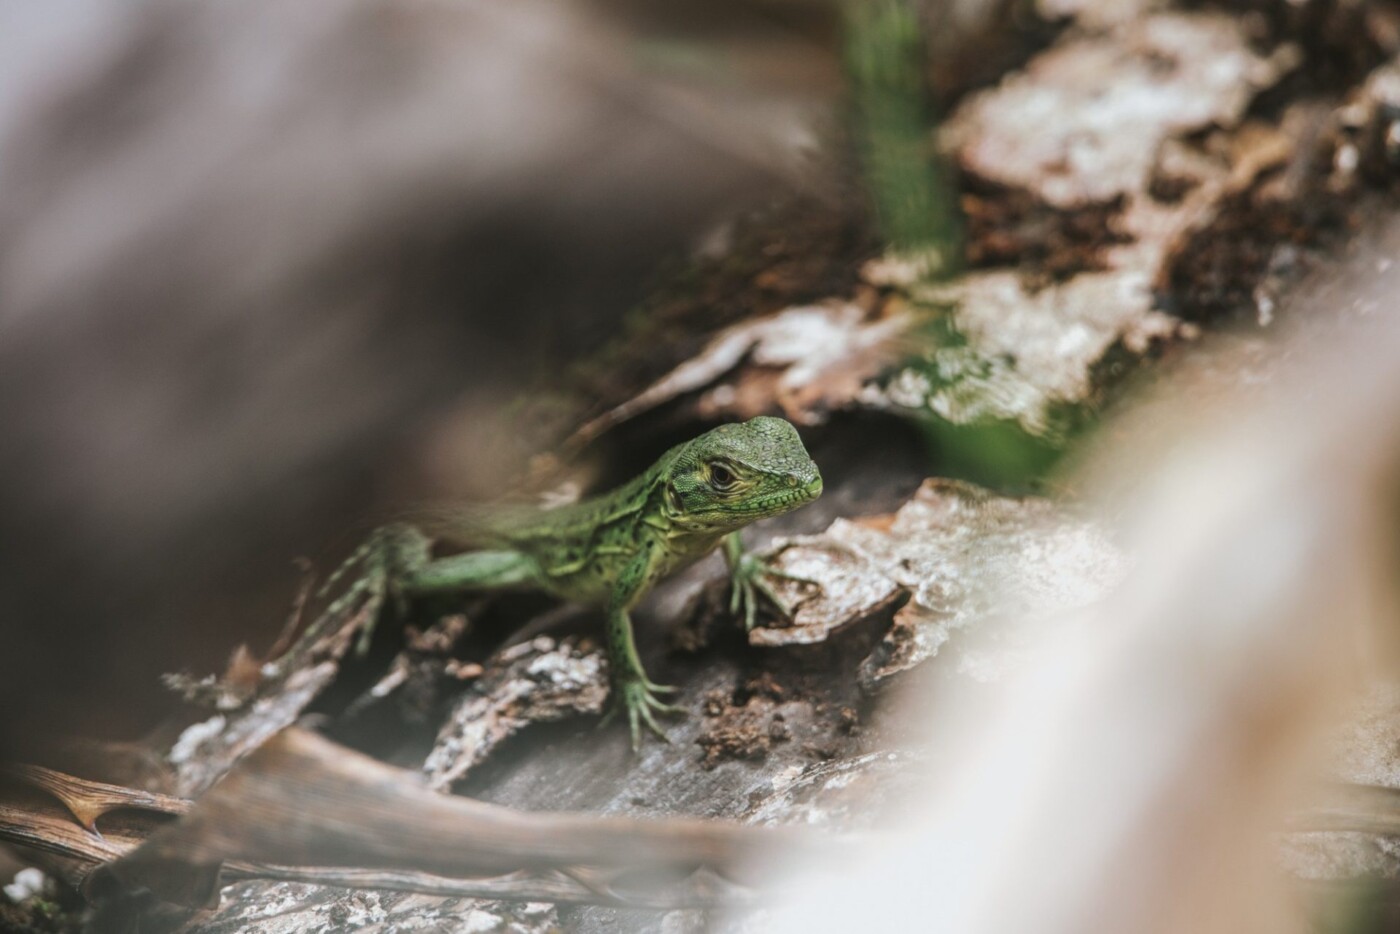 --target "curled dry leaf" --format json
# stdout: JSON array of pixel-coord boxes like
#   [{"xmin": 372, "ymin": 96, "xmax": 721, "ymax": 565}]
[
  {"xmin": 0, "ymin": 765, "xmax": 187, "ymax": 833},
  {"xmin": 566, "ymin": 301, "xmax": 909, "ymax": 447},
  {"xmin": 753, "ymin": 479, "xmax": 1128, "ymax": 692},
  {"xmin": 0, "ymin": 766, "xmax": 189, "ymax": 894},
  {"xmin": 0, "ymin": 796, "xmax": 129, "ymax": 884}
]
